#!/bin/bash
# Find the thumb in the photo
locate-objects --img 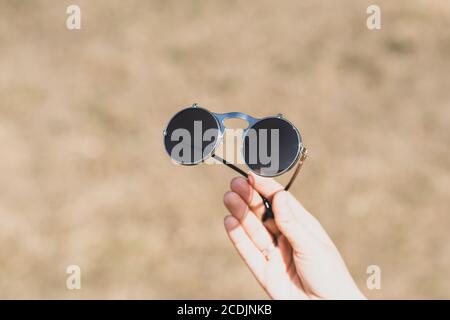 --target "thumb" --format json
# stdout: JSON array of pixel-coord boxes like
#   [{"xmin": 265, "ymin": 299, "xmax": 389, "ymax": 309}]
[{"xmin": 272, "ymin": 191, "xmax": 315, "ymax": 255}]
